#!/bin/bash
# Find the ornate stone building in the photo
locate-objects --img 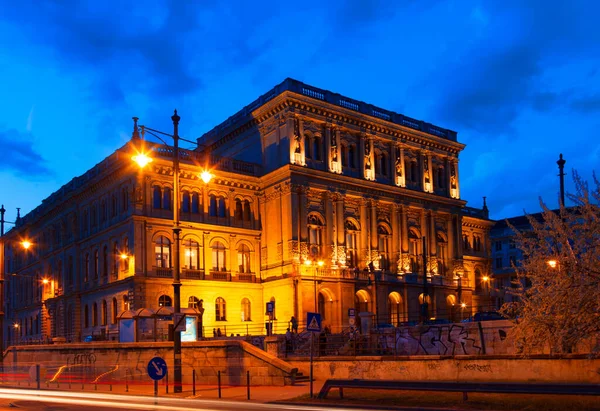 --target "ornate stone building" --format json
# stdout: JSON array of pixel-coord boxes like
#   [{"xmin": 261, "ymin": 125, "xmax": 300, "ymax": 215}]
[{"xmin": 2, "ymin": 79, "xmax": 492, "ymax": 346}]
